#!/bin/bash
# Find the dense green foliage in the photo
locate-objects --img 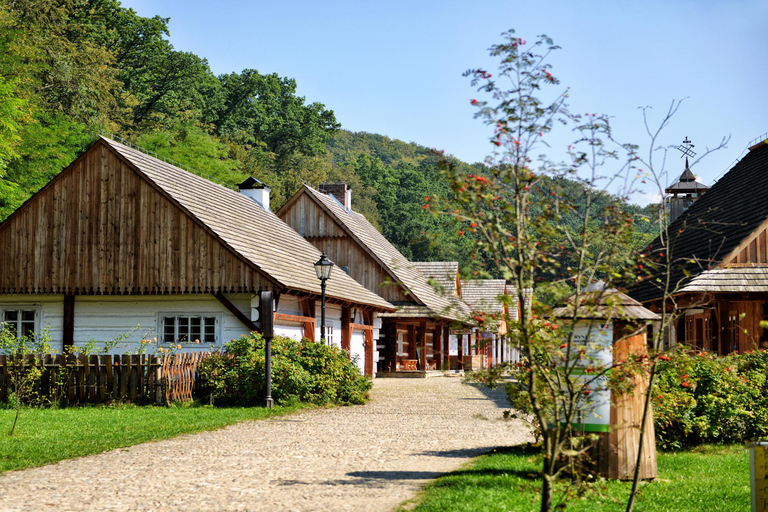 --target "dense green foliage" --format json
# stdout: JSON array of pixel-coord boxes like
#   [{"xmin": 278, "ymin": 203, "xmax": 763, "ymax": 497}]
[
  {"xmin": 0, "ymin": 403, "xmax": 301, "ymax": 473},
  {"xmin": 198, "ymin": 334, "xmax": 373, "ymax": 406},
  {"xmin": 401, "ymin": 443, "xmax": 748, "ymax": 511},
  {"xmin": 0, "ymin": 0, "xmax": 657, "ymax": 277},
  {"xmin": 653, "ymin": 347, "xmax": 768, "ymax": 449}
]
